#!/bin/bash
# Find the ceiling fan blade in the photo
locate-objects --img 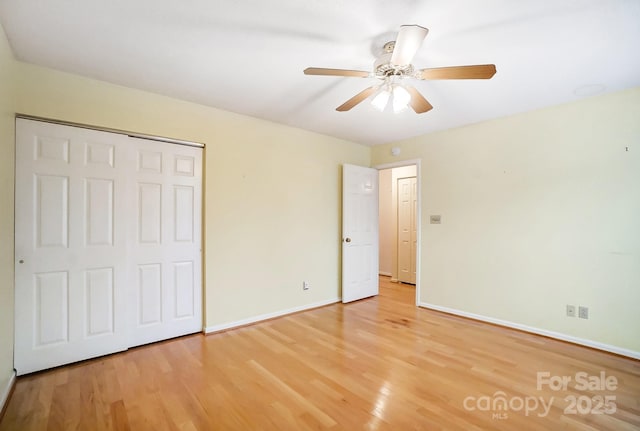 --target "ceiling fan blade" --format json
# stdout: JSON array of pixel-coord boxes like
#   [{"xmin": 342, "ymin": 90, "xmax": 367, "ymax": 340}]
[
  {"xmin": 304, "ymin": 67, "xmax": 370, "ymax": 78},
  {"xmin": 406, "ymin": 86, "xmax": 433, "ymax": 114},
  {"xmin": 336, "ymin": 87, "xmax": 377, "ymax": 112},
  {"xmin": 390, "ymin": 25, "xmax": 428, "ymax": 66},
  {"xmin": 417, "ymin": 64, "xmax": 497, "ymax": 80}
]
